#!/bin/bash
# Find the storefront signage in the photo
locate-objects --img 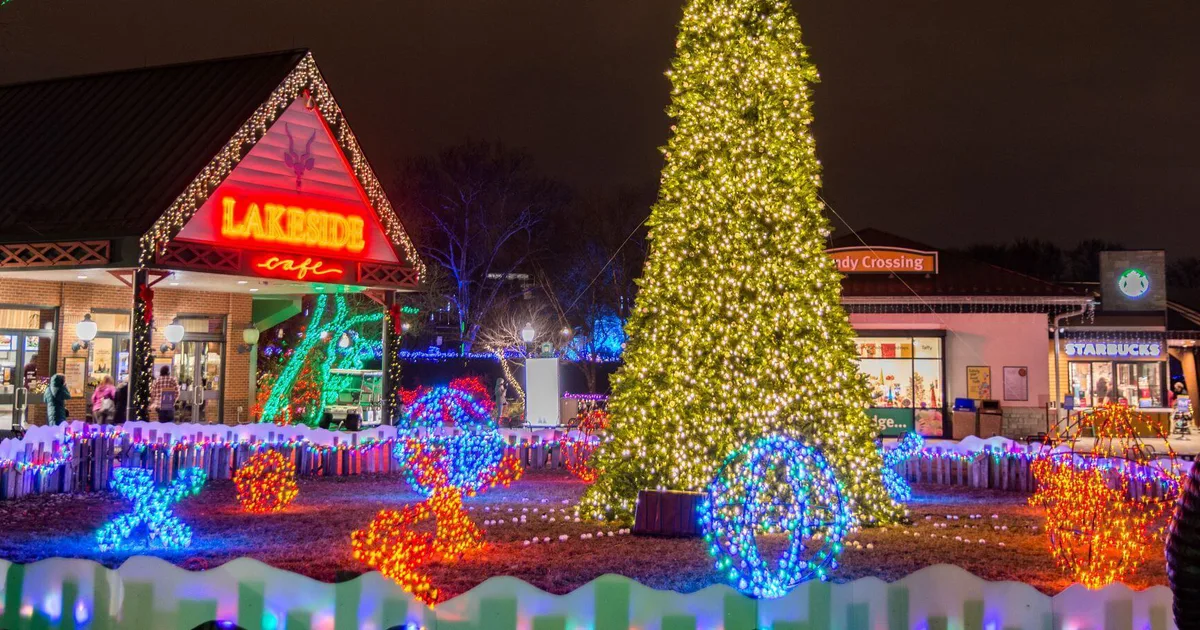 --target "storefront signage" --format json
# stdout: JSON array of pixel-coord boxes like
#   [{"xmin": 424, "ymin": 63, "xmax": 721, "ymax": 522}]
[
  {"xmin": 253, "ymin": 255, "xmax": 344, "ymax": 281},
  {"xmin": 828, "ymin": 247, "xmax": 938, "ymax": 274},
  {"xmin": 1064, "ymin": 341, "xmax": 1162, "ymax": 359},
  {"xmin": 1117, "ymin": 268, "xmax": 1150, "ymax": 299},
  {"xmin": 249, "ymin": 254, "xmax": 348, "ymax": 282},
  {"xmin": 869, "ymin": 408, "xmax": 914, "ymax": 437},
  {"xmin": 220, "ymin": 196, "xmax": 367, "ymax": 254}
]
